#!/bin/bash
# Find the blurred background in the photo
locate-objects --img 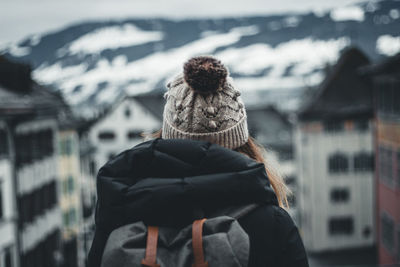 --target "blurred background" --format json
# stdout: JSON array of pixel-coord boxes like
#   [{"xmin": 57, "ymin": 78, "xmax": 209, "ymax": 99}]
[{"xmin": 0, "ymin": 0, "xmax": 399, "ymax": 266}]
